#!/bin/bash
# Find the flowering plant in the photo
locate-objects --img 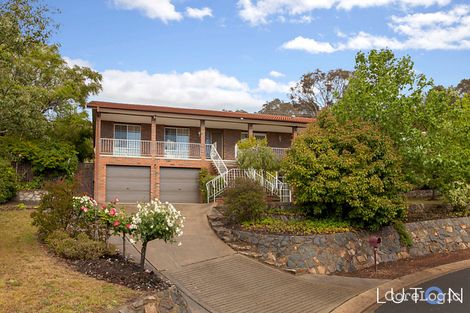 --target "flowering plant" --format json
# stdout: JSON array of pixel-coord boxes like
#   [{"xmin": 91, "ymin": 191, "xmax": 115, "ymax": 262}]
[{"xmin": 131, "ymin": 199, "xmax": 184, "ymax": 268}]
